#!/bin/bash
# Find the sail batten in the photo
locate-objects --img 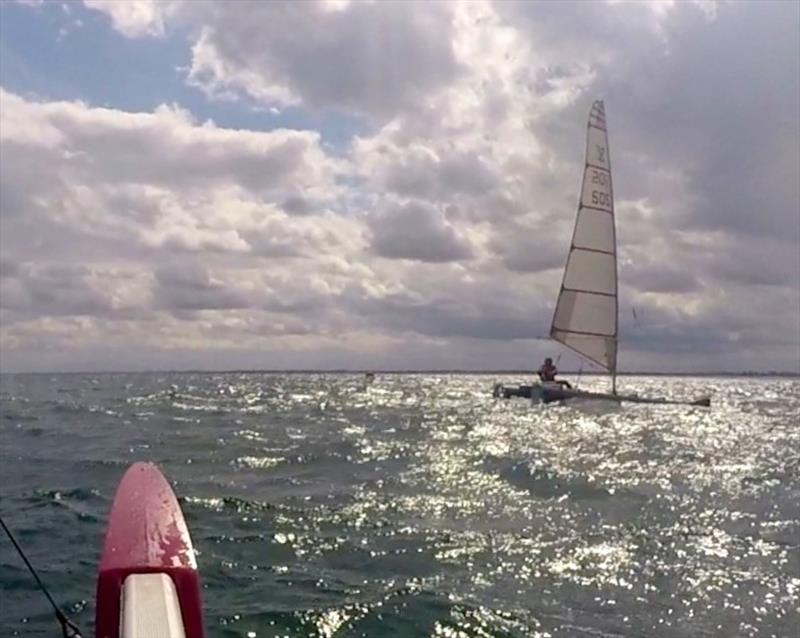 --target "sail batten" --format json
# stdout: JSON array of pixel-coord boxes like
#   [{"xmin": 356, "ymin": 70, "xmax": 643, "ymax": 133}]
[
  {"xmin": 562, "ymin": 287, "xmax": 615, "ymax": 297},
  {"xmin": 550, "ymin": 100, "xmax": 618, "ymax": 375},
  {"xmin": 571, "ymin": 246, "xmax": 615, "ymax": 256}
]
